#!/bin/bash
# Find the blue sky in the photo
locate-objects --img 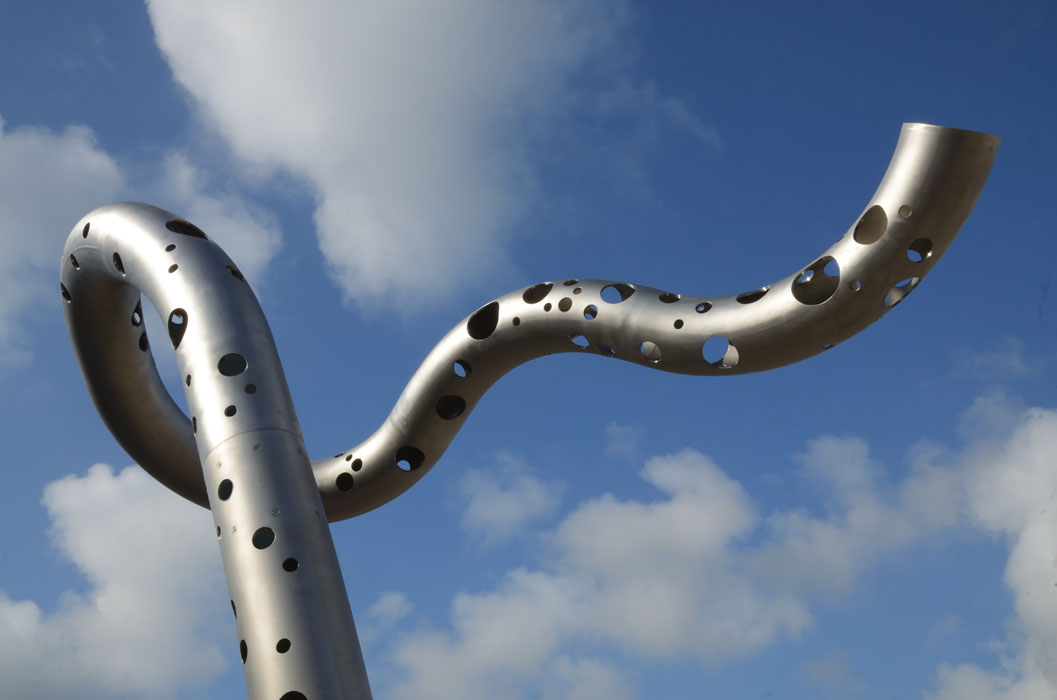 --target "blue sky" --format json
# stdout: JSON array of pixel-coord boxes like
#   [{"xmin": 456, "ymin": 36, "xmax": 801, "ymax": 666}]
[{"xmin": 1, "ymin": 1, "xmax": 1055, "ymax": 698}]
